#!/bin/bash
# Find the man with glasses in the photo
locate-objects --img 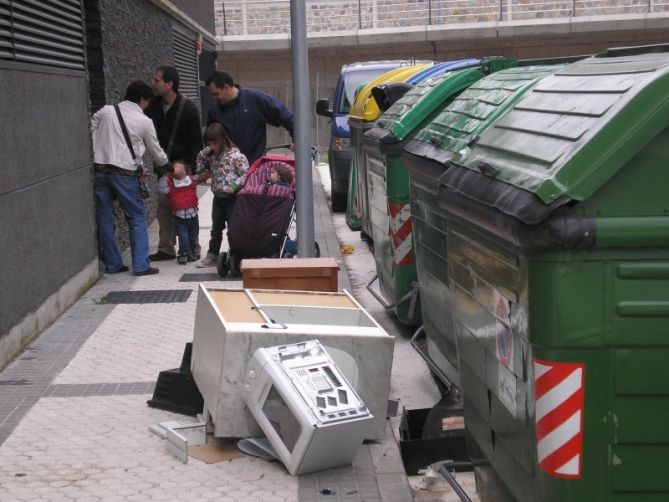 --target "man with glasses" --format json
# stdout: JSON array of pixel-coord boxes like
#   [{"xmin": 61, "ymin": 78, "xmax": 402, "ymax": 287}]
[{"xmin": 146, "ymin": 65, "xmax": 203, "ymax": 262}]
